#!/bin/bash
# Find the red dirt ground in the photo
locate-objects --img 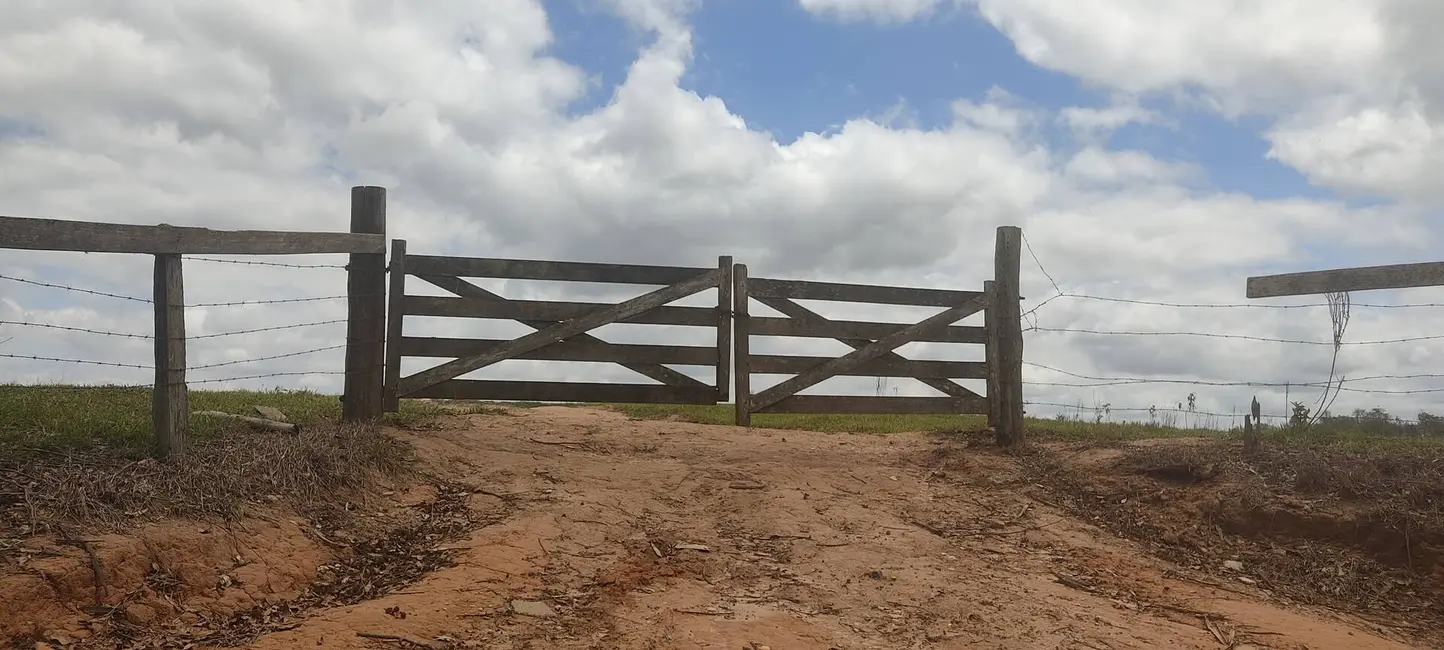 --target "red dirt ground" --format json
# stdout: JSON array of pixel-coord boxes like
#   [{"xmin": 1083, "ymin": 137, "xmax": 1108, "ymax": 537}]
[{"xmin": 5, "ymin": 406, "xmax": 1436, "ymax": 649}]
